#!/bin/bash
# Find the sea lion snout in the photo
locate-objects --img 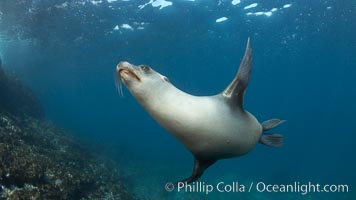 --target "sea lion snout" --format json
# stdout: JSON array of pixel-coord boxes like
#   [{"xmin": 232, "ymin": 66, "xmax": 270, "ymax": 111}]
[
  {"xmin": 116, "ymin": 61, "xmax": 131, "ymax": 74},
  {"xmin": 116, "ymin": 61, "xmax": 141, "ymax": 82},
  {"xmin": 117, "ymin": 61, "xmax": 131, "ymax": 68}
]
